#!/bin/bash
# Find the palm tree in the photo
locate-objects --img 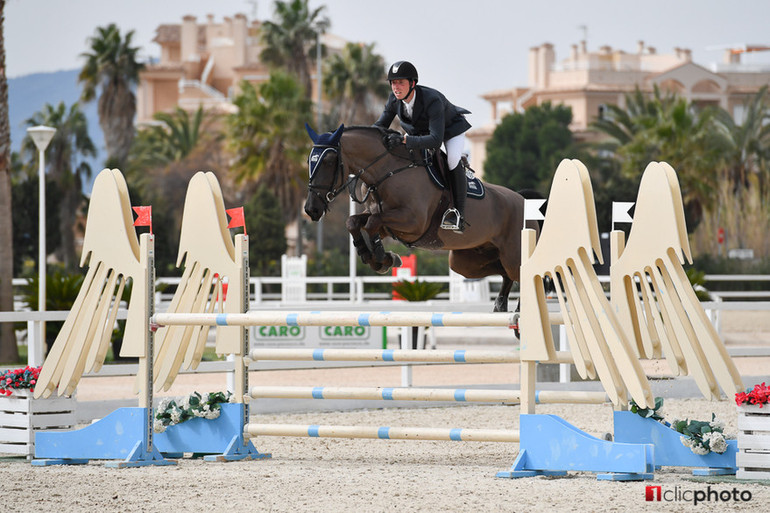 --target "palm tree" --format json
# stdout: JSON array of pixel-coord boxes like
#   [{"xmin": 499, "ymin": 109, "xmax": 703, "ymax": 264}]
[
  {"xmin": 227, "ymin": 73, "xmax": 313, "ymax": 222},
  {"xmin": 260, "ymin": 0, "xmax": 328, "ymax": 97},
  {"xmin": 22, "ymin": 102, "xmax": 96, "ymax": 269},
  {"xmin": 126, "ymin": 106, "xmax": 215, "ymax": 195},
  {"xmin": 590, "ymin": 87, "xmax": 723, "ymax": 229},
  {"xmin": 590, "ymin": 86, "xmax": 677, "ymax": 156},
  {"xmin": 79, "ymin": 23, "xmax": 144, "ymax": 169},
  {"xmin": 0, "ymin": 0, "xmax": 18, "ymax": 363},
  {"xmin": 323, "ymin": 42, "xmax": 390, "ymax": 125},
  {"xmin": 713, "ymin": 86, "xmax": 770, "ymax": 194},
  {"xmin": 124, "ymin": 105, "xmax": 225, "ymax": 274}
]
